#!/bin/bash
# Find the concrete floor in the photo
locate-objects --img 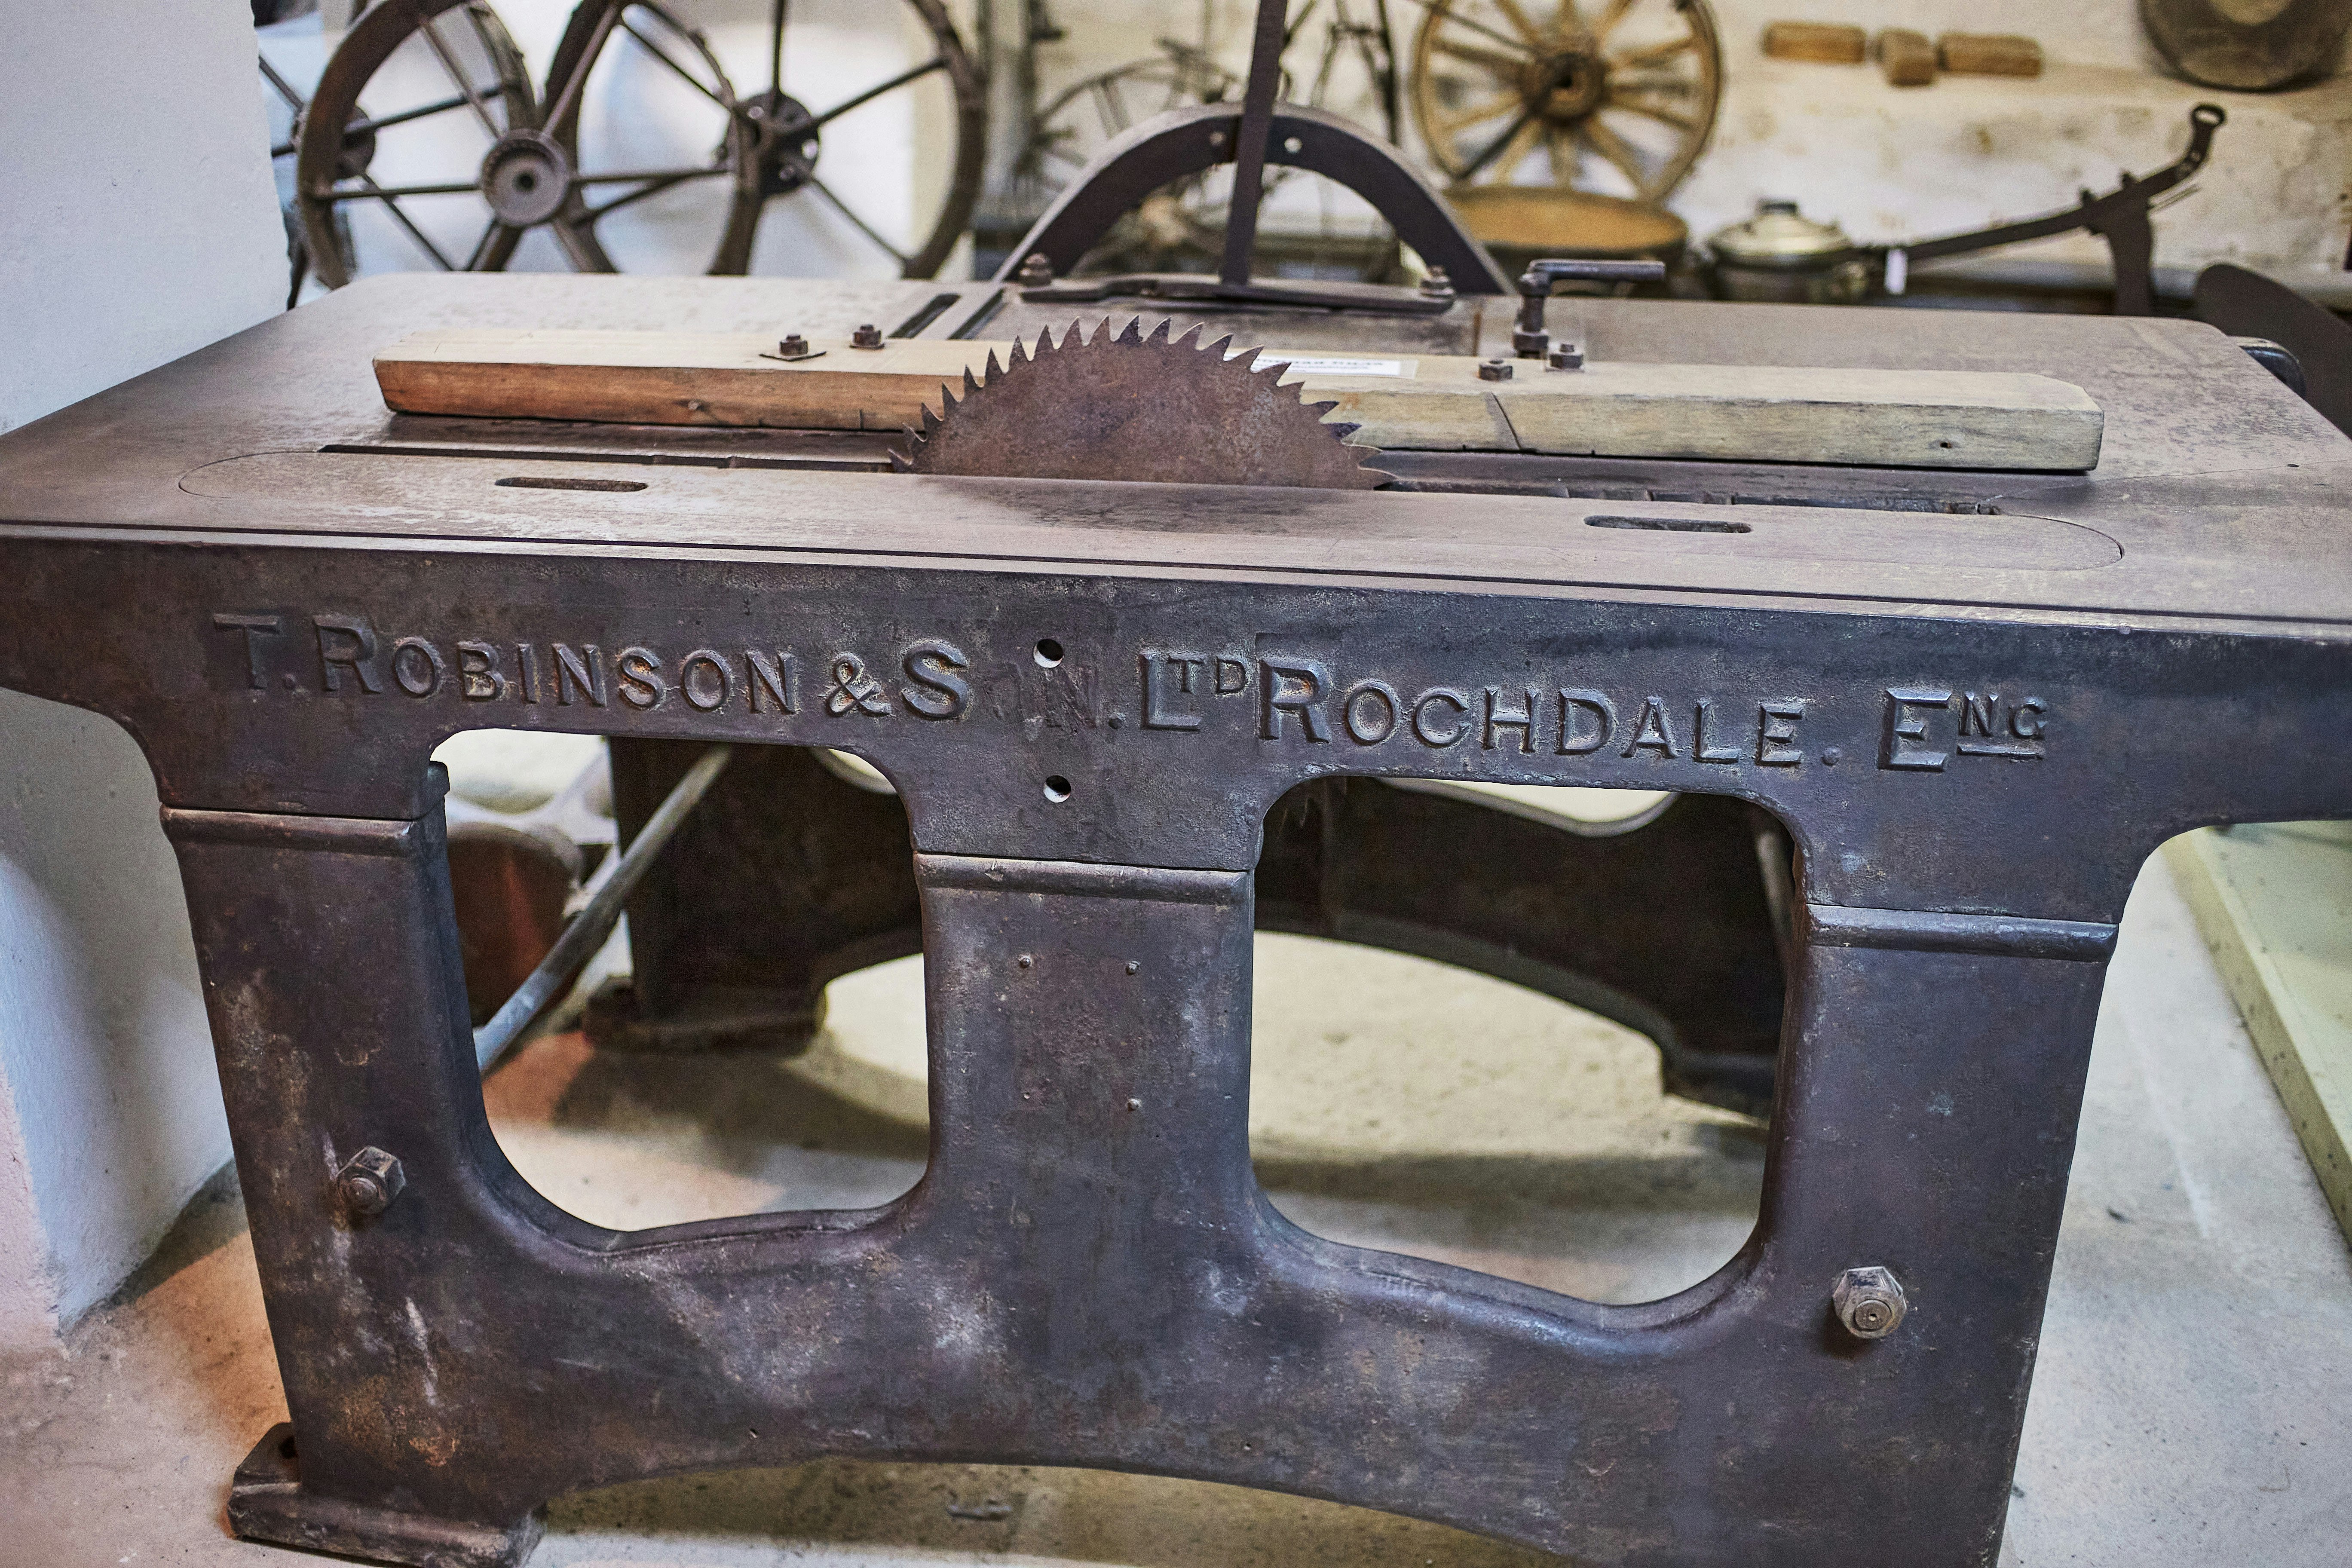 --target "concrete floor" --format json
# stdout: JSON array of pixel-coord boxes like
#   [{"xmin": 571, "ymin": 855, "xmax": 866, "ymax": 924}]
[{"xmin": 5, "ymin": 854, "xmax": 2347, "ymax": 1566}]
